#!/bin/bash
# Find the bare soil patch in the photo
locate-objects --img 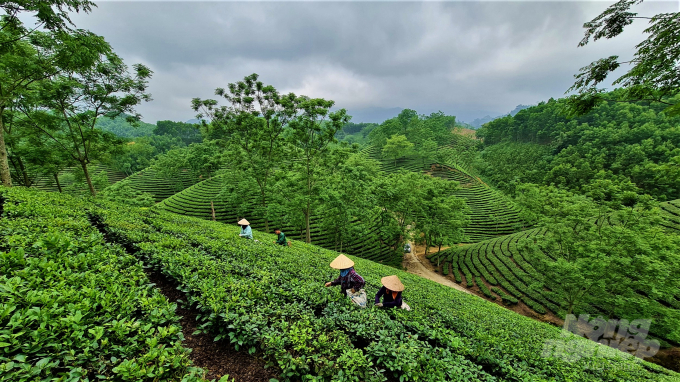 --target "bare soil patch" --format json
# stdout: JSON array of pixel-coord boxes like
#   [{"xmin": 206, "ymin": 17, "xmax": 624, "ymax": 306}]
[
  {"xmin": 147, "ymin": 270, "xmax": 278, "ymax": 382},
  {"xmin": 649, "ymin": 347, "xmax": 680, "ymax": 372}
]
